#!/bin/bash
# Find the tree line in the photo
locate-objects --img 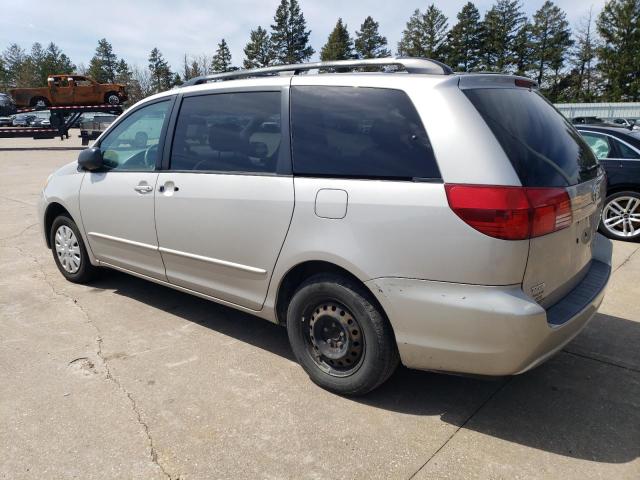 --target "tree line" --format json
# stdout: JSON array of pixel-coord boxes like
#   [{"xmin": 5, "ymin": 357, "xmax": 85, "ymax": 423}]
[{"xmin": 1, "ymin": 0, "xmax": 638, "ymax": 105}]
